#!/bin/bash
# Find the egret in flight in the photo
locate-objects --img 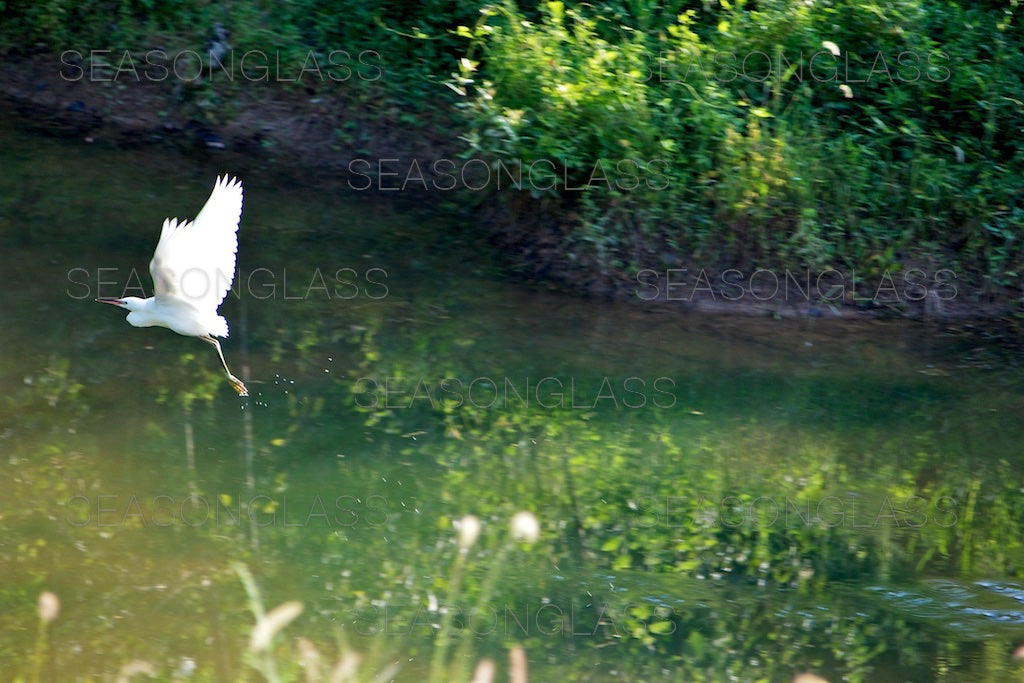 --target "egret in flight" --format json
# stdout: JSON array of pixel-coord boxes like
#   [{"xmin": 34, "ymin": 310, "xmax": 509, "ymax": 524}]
[{"xmin": 97, "ymin": 175, "xmax": 249, "ymax": 397}]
